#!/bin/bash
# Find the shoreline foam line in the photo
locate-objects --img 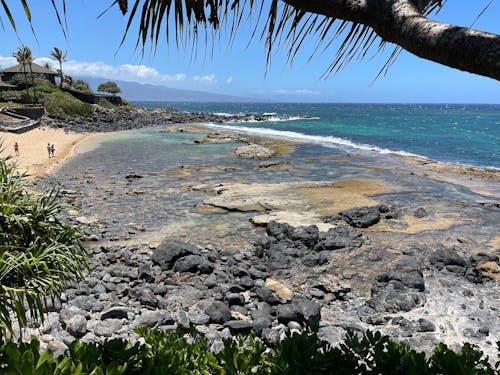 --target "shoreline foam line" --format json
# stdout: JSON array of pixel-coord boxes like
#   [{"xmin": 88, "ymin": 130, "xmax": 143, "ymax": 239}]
[
  {"xmin": 204, "ymin": 123, "xmax": 423, "ymax": 157},
  {"xmin": 203, "ymin": 123, "xmax": 500, "ymax": 171}
]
